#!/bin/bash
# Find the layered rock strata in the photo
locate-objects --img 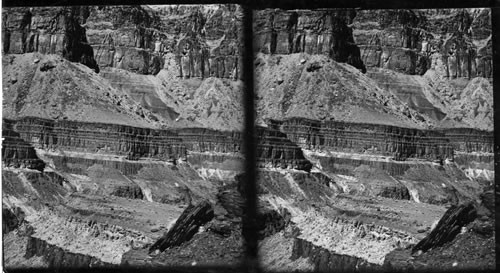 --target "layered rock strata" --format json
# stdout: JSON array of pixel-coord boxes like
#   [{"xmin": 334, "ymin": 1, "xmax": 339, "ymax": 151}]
[
  {"xmin": 440, "ymin": 128, "xmax": 493, "ymax": 153},
  {"xmin": 2, "ymin": 117, "xmax": 316, "ymax": 173},
  {"xmin": 278, "ymin": 117, "xmax": 455, "ymax": 161},
  {"xmin": 2, "ymin": 119, "xmax": 46, "ymax": 171},
  {"xmin": 256, "ymin": 126, "xmax": 313, "ymax": 171},
  {"xmin": 9, "ymin": 117, "xmax": 186, "ymax": 161}
]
